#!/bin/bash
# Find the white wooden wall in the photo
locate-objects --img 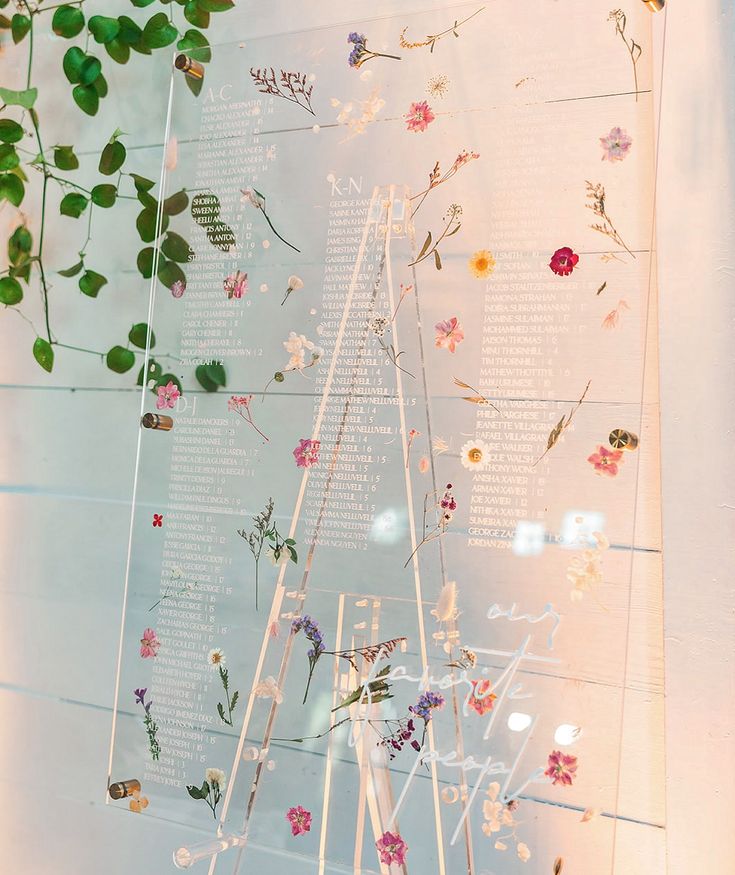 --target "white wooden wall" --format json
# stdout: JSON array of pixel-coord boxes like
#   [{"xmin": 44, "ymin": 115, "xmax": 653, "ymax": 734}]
[{"xmin": 0, "ymin": 2, "xmax": 730, "ymax": 873}]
